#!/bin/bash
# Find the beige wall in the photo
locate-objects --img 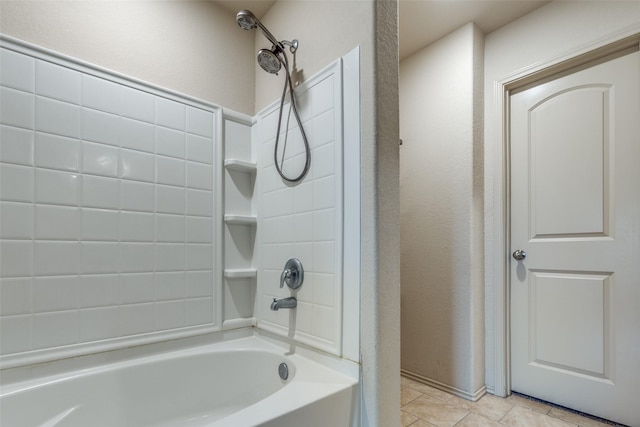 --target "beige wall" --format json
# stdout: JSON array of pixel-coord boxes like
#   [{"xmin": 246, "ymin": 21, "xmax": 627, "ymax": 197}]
[
  {"xmin": 365, "ymin": 2, "xmax": 401, "ymax": 425},
  {"xmin": 253, "ymin": 0, "xmax": 375, "ymax": 112},
  {"xmin": 399, "ymin": 22, "xmax": 485, "ymax": 398},
  {"xmin": 0, "ymin": 1, "xmax": 255, "ymax": 114}
]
